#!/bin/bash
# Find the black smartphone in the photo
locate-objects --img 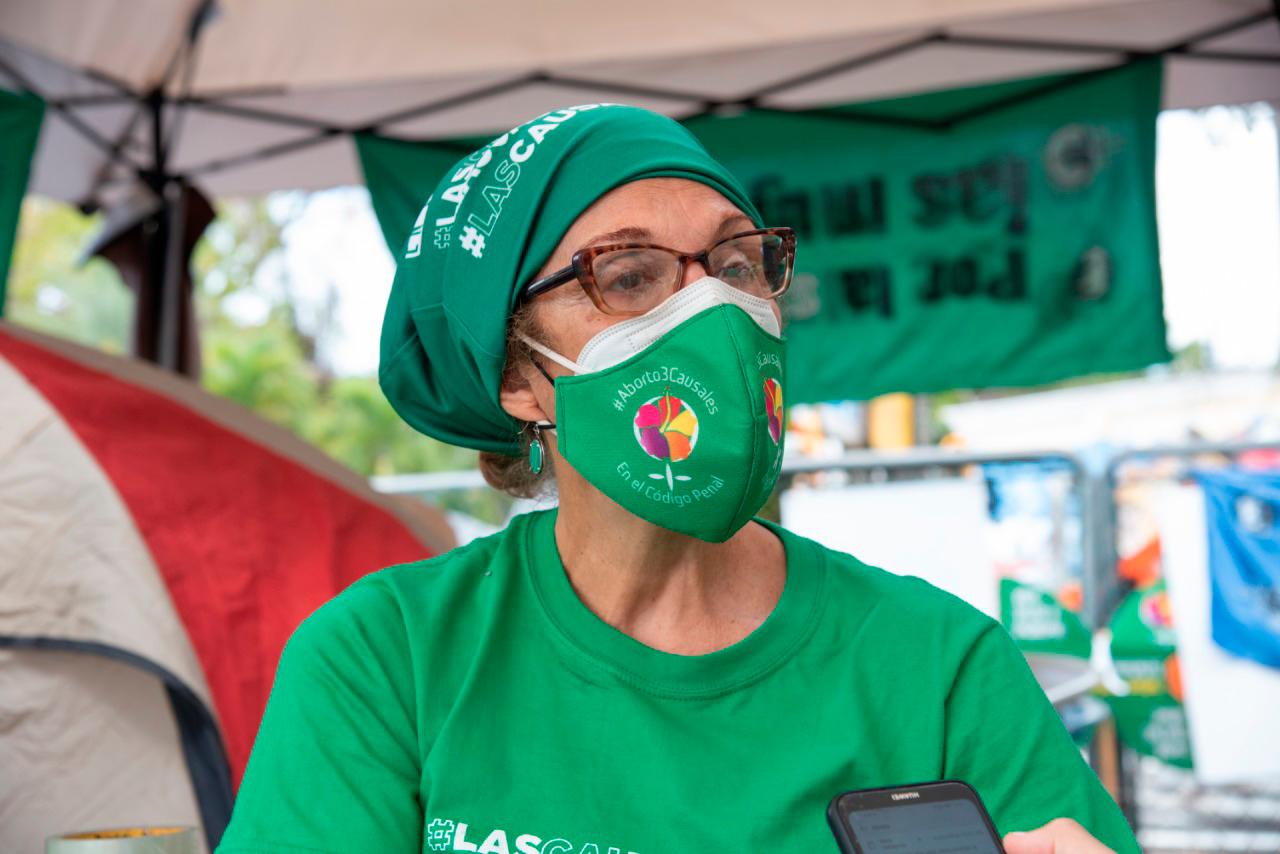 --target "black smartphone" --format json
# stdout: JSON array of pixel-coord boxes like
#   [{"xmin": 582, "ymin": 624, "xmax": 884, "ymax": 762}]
[{"xmin": 827, "ymin": 780, "xmax": 1006, "ymax": 854}]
